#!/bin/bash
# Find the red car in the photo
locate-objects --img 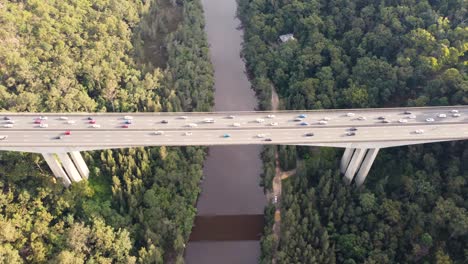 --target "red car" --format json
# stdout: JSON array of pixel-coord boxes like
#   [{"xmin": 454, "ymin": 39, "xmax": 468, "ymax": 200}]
[
  {"xmin": 89, "ymin": 120, "xmax": 96, "ymax": 124},
  {"xmin": 65, "ymin": 130, "xmax": 71, "ymax": 135},
  {"xmin": 34, "ymin": 119, "xmax": 42, "ymax": 124},
  {"xmin": 122, "ymin": 124, "xmax": 129, "ymax": 128}
]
